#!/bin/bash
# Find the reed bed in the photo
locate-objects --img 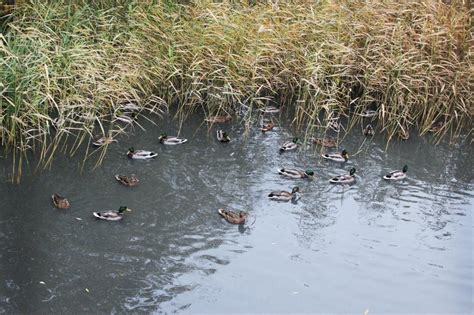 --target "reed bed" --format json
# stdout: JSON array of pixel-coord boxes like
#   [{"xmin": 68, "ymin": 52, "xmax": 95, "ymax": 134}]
[{"xmin": 0, "ymin": 0, "xmax": 472, "ymax": 180}]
